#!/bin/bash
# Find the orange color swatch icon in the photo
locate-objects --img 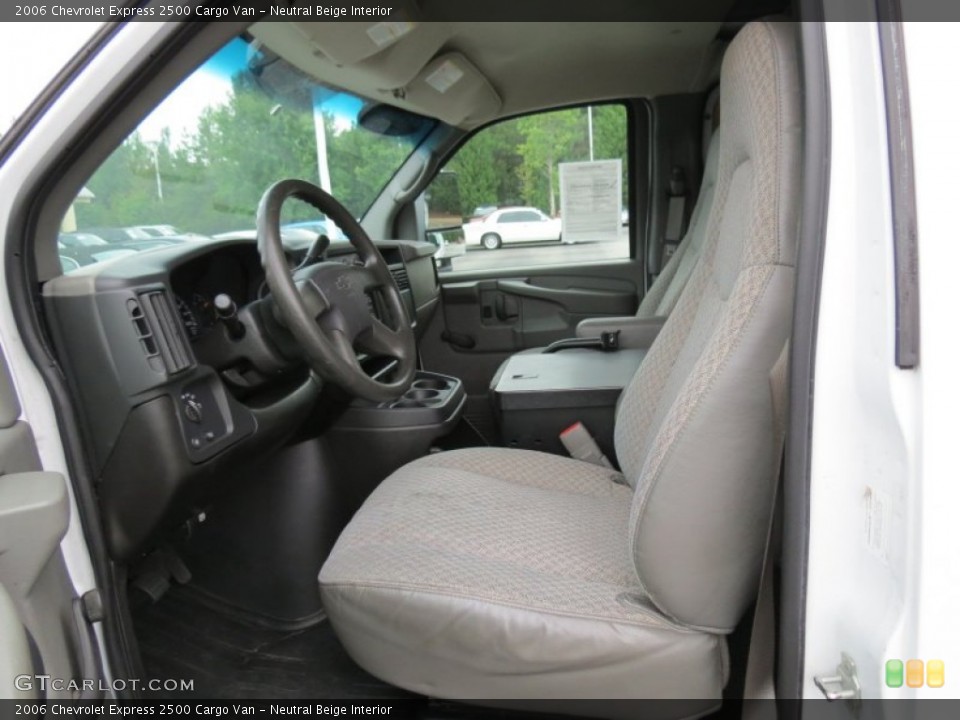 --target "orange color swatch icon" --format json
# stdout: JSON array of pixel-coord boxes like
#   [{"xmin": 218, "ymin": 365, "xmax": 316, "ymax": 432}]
[{"xmin": 886, "ymin": 659, "xmax": 944, "ymax": 688}]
